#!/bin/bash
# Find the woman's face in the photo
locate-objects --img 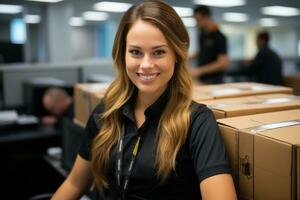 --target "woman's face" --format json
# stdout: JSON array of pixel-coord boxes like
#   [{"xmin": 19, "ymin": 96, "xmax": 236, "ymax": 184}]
[{"xmin": 125, "ymin": 20, "xmax": 176, "ymax": 97}]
